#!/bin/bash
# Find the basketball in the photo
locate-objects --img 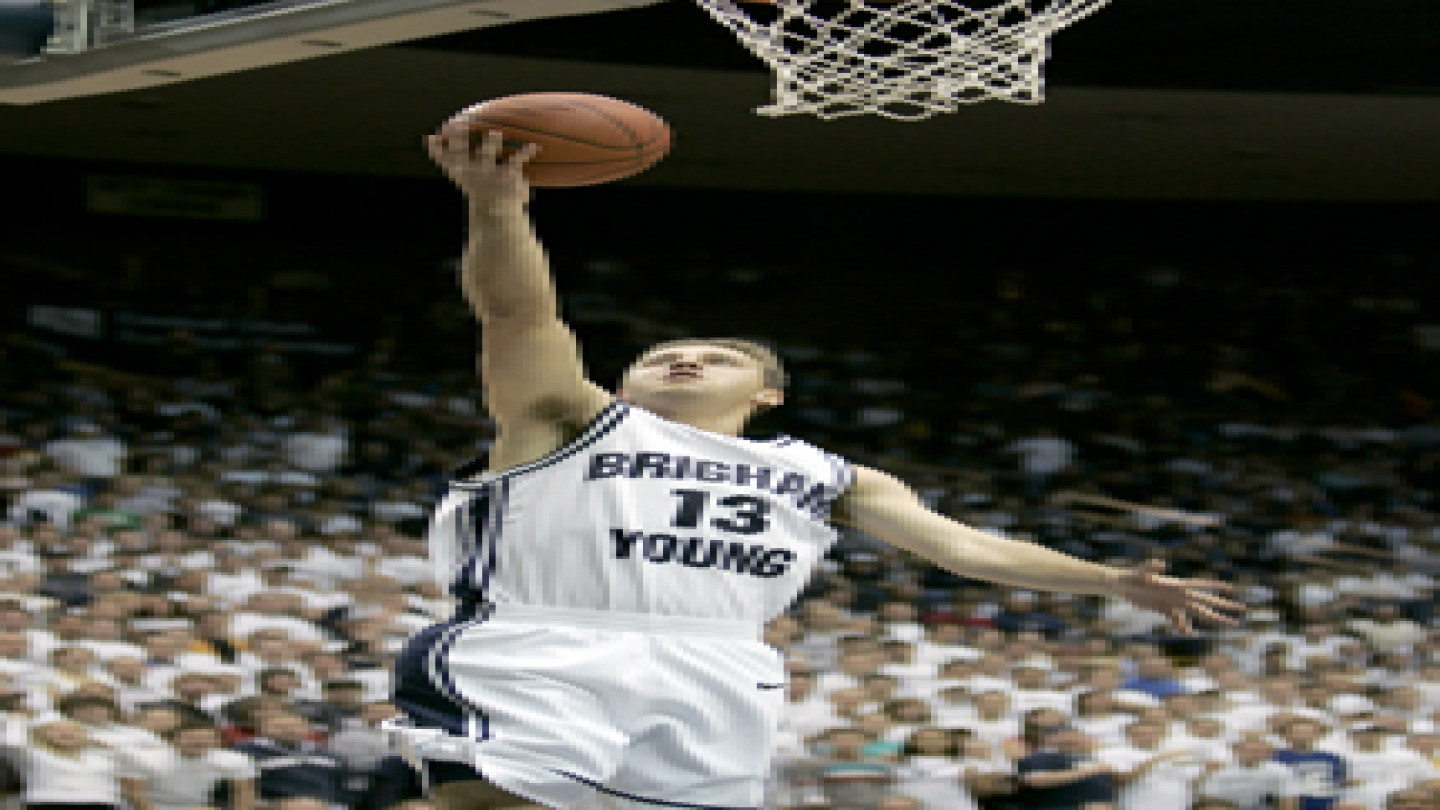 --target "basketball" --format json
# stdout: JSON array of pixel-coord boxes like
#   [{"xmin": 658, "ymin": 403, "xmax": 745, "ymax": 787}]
[{"xmin": 441, "ymin": 92, "xmax": 672, "ymax": 188}]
